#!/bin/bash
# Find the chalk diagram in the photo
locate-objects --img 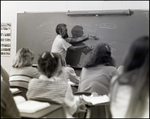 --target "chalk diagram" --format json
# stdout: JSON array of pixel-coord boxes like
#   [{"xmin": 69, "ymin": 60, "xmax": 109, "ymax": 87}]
[
  {"xmin": 42, "ymin": 25, "xmax": 56, "ymax": 46},
  {"xmin": 143, "ymin": 12, "xmax": 149, "ymax": 20}
]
